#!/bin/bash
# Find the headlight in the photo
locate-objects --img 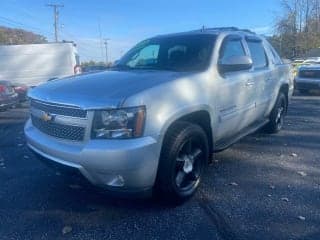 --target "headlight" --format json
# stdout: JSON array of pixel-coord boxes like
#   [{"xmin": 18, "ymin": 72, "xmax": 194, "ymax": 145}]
[{"xmin": 92, "ymin": 106, "xmax": 146, "ymax": 139}]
